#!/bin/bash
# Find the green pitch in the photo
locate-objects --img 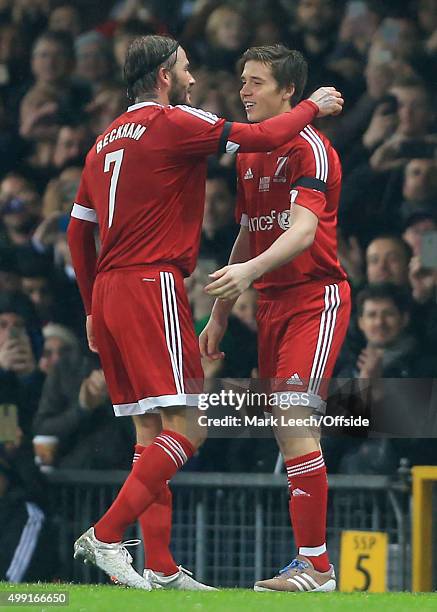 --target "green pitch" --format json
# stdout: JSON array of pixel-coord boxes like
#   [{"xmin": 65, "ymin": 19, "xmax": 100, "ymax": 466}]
[{"xmin": 1, "ymin": 583, "xmax": 437, "ymax": 611}]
